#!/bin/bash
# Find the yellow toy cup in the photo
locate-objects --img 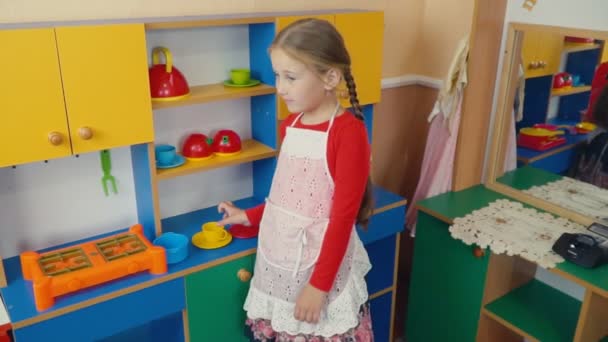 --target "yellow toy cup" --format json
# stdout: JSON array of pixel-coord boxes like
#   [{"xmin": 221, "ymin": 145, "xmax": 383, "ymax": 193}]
[
  {"xmin": 192, "ymin": 222, "xmax": 232, "ymax": 250},
  {"xmin": 201, "ymin": 222, "xmax": 228, "ymax": 241}
]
